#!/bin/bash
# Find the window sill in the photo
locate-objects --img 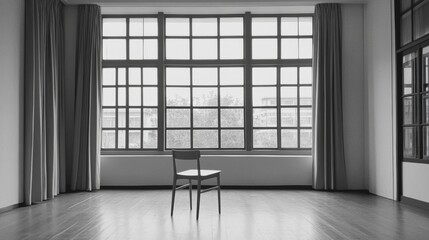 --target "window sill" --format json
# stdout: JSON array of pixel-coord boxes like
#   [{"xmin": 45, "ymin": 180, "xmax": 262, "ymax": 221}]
[{"xmin": 101, "ymin": 150, "xmax": 312, "ymax": 157}]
